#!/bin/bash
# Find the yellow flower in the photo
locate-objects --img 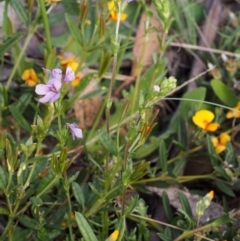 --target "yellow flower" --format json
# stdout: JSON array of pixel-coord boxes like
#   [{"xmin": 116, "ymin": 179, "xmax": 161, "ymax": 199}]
[
  {"xmin": 192, "ymin": 110, "xmax": 220, "ymax": 132},
  {"xmin": 108, "ymin": 230, "xmax": 119, "ymax": 241},
  {"xmin": 207, "ymin": 190, "xmax": 214, "ymax": 199},
  {"xmin": 71, "ymin": 72, "xmax": 81, "ymax": 87},
  {"xmin": 226, "ymin": 102, "xmax": 240, "ymax": 119},
  {"xmin": 211, "ymin": 133, "xmax": 230, "ymax": 154},
  {"xmin": 60, "ymin": 57, "xmax": 79, "ymax": 72},
  {"xmin": 108, "ymin": 1, "xmax": 127, "ymax": 22},
  {"xmin": 21, "ymin": 68, "xmax": 38, "ymax": 87}
]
